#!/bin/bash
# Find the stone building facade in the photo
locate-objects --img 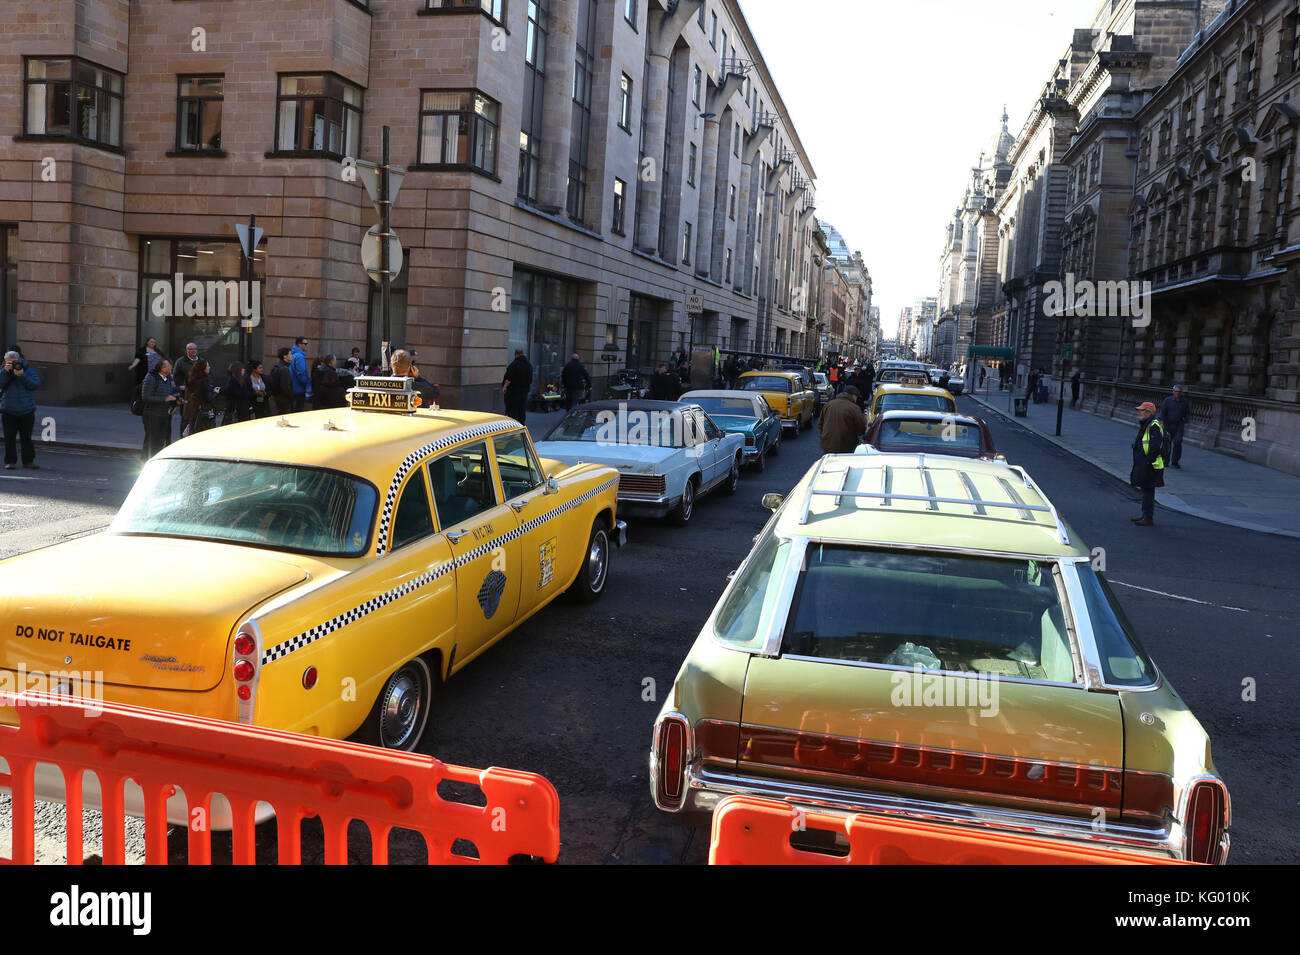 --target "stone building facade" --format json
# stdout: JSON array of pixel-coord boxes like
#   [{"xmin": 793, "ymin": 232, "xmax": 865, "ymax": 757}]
[
  {"xmin": 936, "ymin": 109, "xmax": 1013, "ymax": 368},
  {"xmin": 1122, "ymin": 0, "xmax": 1300, "ymax": 474},
  {"xmin": 0, "ymin": 0, "xmax": 822, "ymax": 408}
]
